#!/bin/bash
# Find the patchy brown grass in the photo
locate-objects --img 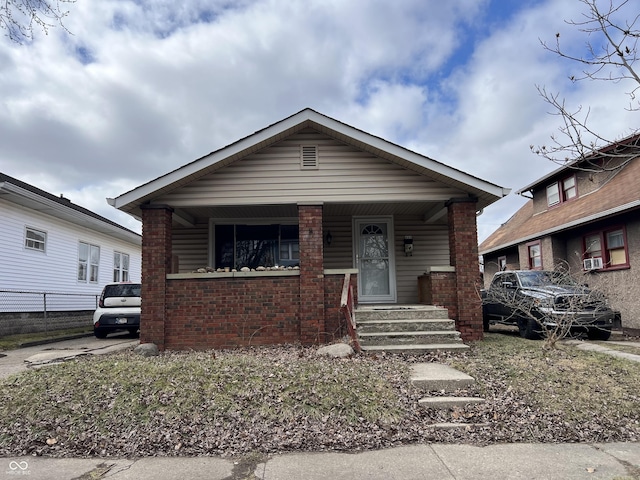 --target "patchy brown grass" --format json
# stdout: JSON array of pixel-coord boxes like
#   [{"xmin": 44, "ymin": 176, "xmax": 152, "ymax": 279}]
[{"xmin": 0, "ymin": 334, "xmax": 638, "ymax": 457}]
